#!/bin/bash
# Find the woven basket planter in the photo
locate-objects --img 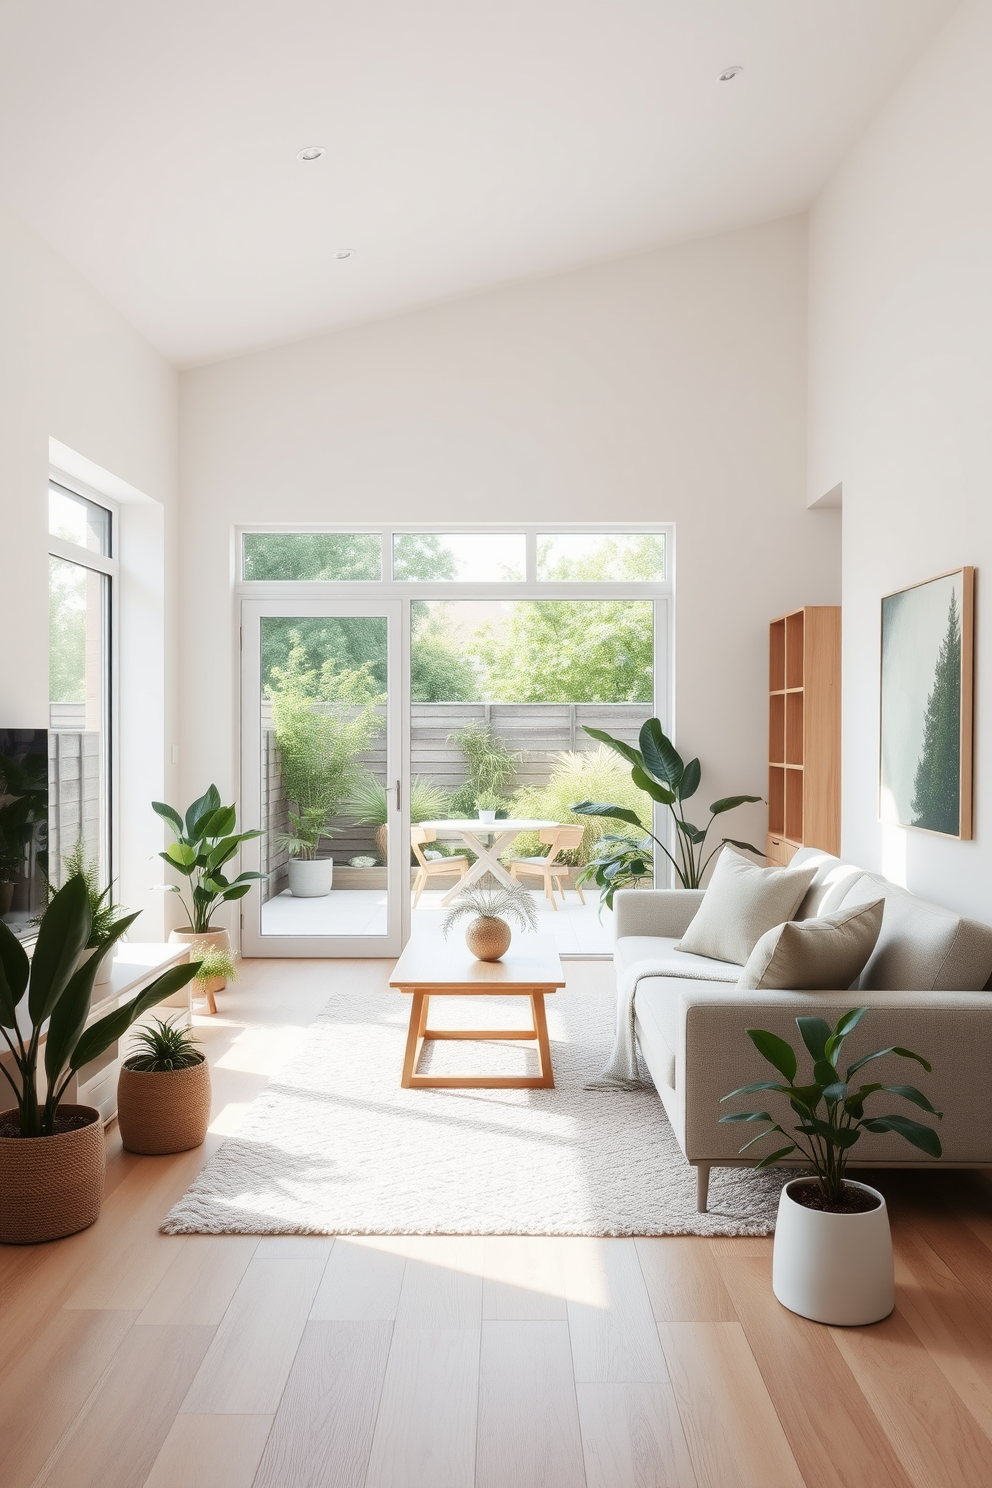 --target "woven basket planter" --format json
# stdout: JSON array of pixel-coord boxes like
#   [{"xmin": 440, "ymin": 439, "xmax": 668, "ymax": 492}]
[
  {"xmin": 117, "ymin": 1056, "xmax": 212, "ymax": 1155},
  {"xmin": 465, "ymin": 915, "xmax": 512, "ymax": 961},
  {"xmin": 0, "ymin": 1105, "xmax": 105, "ymax": 1245}
]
